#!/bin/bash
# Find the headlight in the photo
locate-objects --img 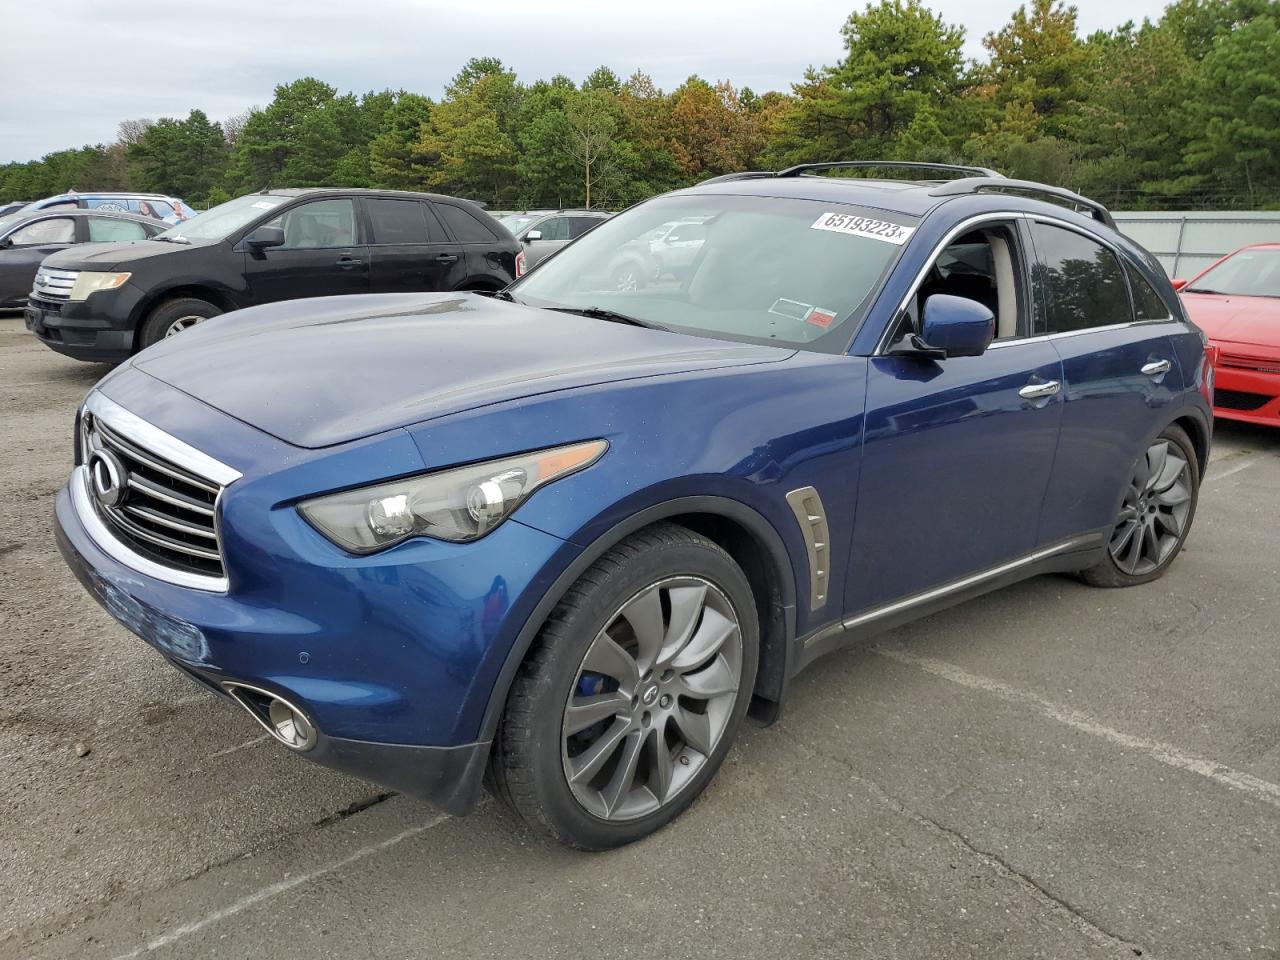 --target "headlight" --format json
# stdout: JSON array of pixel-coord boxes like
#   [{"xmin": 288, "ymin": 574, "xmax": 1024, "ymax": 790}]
[
  {"xmin": 298, "ymin": 439, "xmax": 608, "ymax": 553},
  {"xmin": 69, "ymin": 271, "xmax": 131, "ymax": 301}
]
